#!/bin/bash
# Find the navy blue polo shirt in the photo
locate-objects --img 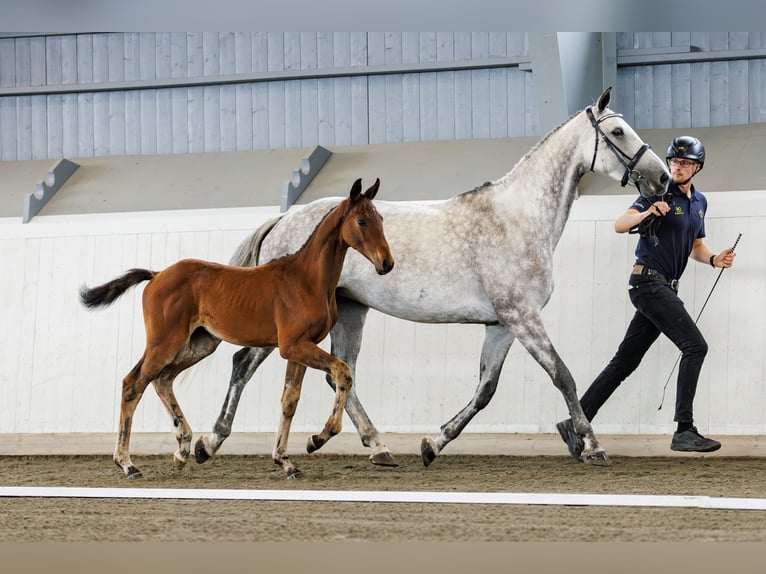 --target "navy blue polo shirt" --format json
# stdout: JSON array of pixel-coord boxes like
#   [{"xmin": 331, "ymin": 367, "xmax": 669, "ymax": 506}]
[{"xmin": 631, "ymin": 182, "xmax": 707, "ymax": 280}]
